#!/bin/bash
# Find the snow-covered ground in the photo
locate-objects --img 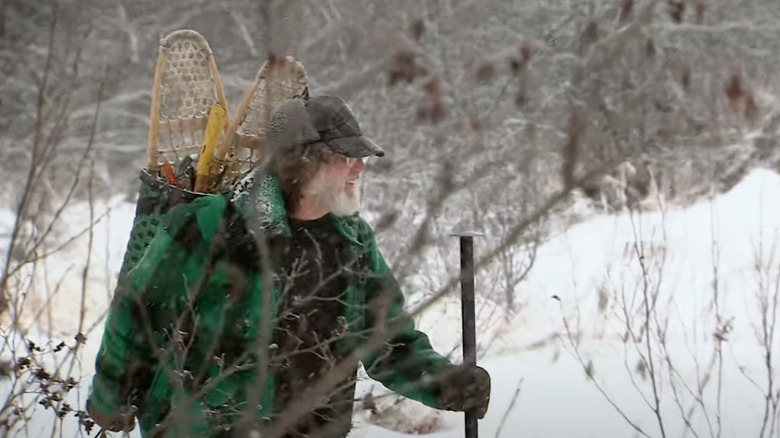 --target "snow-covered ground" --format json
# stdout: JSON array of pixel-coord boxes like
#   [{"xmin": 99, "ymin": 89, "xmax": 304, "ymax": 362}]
[{"xmin": 2, "ymin": 168, "xmax": 780, "ymax": 437}]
